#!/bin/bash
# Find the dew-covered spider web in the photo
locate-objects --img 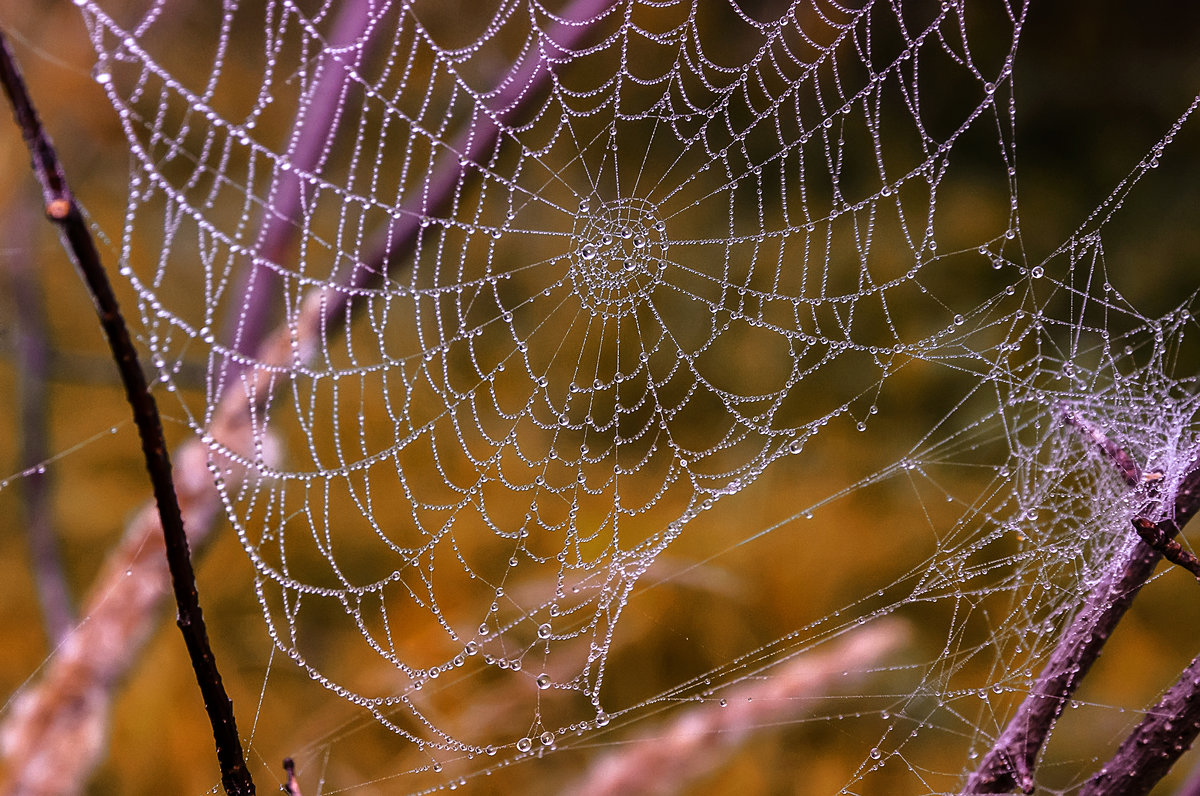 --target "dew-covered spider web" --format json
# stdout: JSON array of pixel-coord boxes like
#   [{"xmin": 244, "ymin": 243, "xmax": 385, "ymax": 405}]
[{"xmin": 67, "ymin": 0, "xmax": 1200, "ymax": 791}]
